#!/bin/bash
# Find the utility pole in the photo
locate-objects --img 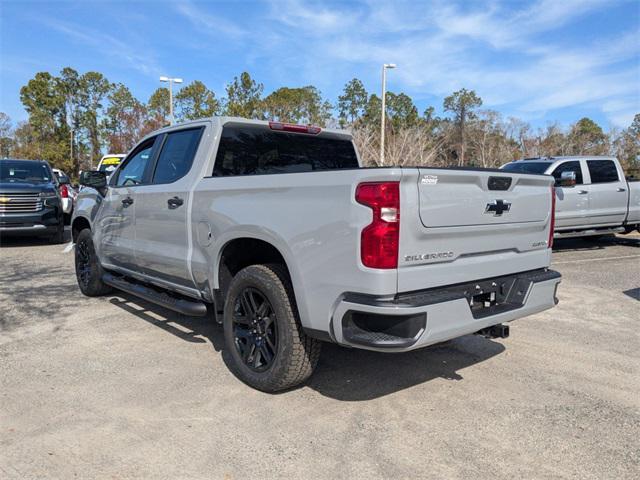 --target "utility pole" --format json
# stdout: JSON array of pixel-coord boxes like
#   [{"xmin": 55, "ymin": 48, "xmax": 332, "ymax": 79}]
[
  {"xmin": 380, "ymin": 63, "xmax": 396, "ymax": 165},
  {"xmin": 159, "ymin": 76, "xmax": 183, "ymax": 125}
]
